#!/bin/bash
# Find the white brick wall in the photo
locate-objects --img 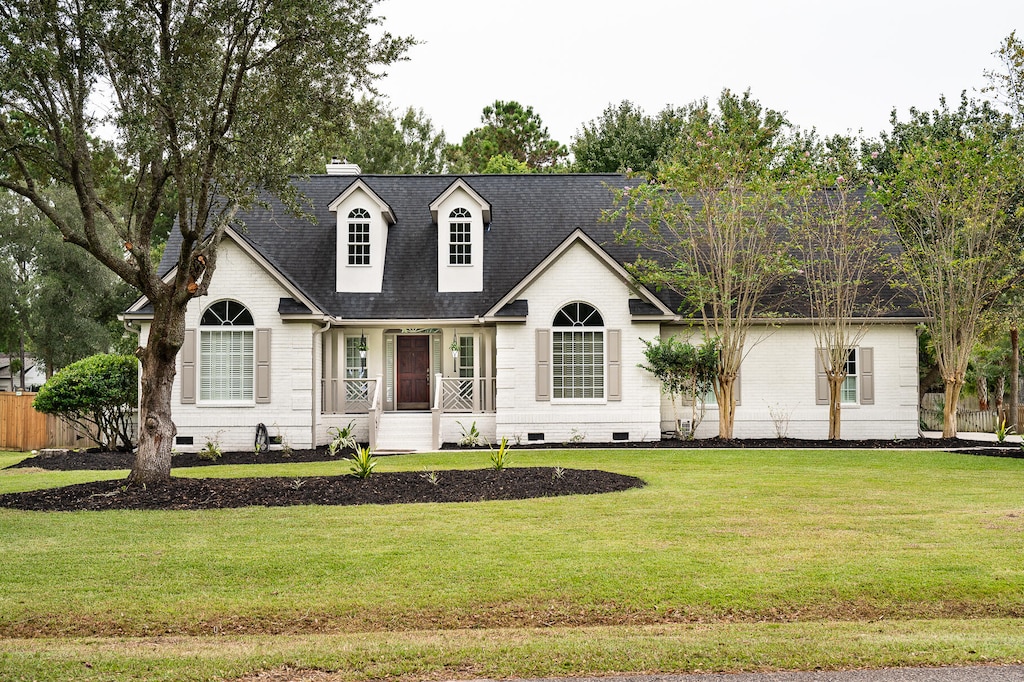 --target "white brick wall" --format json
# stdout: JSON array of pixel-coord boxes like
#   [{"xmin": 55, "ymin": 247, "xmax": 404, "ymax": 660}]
[
  {"xmin": 494, "ymin": 242, "xmax": 664, "ymax": 443},
  {"xmin": 140, "ymin": 239, "xmax": 318, "ymax": 452},
  {"xmin": 660, "ymin": 324, "xmax": 920, "ymax": 440}
]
